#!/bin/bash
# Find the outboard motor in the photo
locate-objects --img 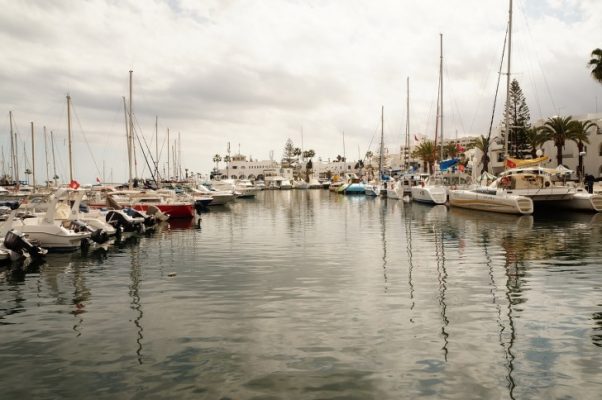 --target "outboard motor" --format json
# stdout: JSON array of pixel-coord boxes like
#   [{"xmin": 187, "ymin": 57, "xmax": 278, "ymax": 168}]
[
  {"xmin": 123, "ymin": 208, "xmax": 153, "ymax": 231},
  {"xmin": 68, "ymin": 220, "xmax": 110, "ymax": 244},
  {"xmin": 4, "ymin": 230, "xmax": 48, "ymax": 259},
  {"xmin": 106, "ymin": 210, "xmax": 141, "ymax": 233}
]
